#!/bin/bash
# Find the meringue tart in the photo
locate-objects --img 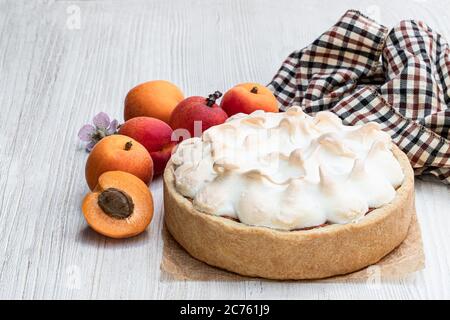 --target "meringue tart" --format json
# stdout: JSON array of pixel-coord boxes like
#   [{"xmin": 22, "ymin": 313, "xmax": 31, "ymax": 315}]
[{"xmin": 163, "ymin": 107, "xmax": 415, "ymax": 280}]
